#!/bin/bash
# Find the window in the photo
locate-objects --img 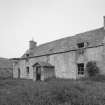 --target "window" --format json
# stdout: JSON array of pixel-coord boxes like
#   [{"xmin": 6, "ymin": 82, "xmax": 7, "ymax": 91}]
[
  {"xmin": 26, "ymin": 67, "xmax": 30, "ymax": 74},
  {"xmin": 26, "ymin": 53, "xmax": 29, "ymax": 57},
  {"xmin": 77, "ymin": 43, "xmax": 84, "ymax": 48},
  {"xmin": 78, "ymin": 49, "xmax": 84, "ymax": 54},
  {"xmin": 77, "ymin": 63, "xmax": 84, "ymax": 75}
]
